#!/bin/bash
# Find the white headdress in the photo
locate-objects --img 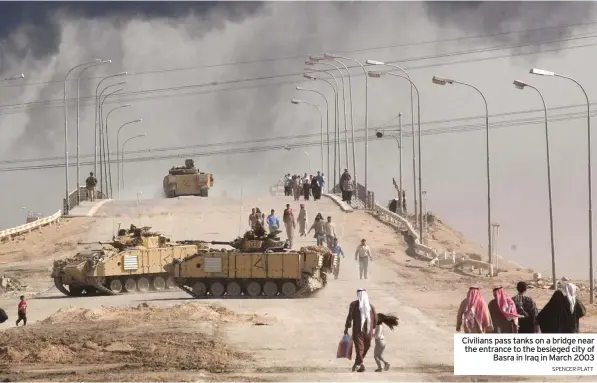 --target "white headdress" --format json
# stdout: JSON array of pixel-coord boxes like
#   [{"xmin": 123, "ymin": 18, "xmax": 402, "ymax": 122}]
[
  {"xmin": 357, "ymin": 289, "xmax": 372, "ymax": 332},
  {"xmin": 564, "ymin": 282, "xmax": 577, "ymax": 313}
]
